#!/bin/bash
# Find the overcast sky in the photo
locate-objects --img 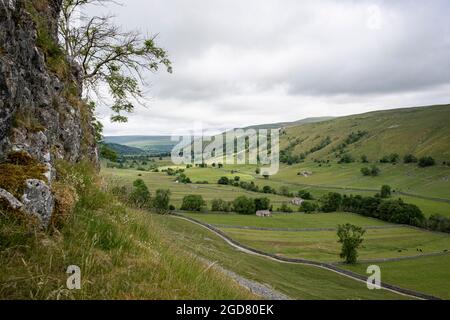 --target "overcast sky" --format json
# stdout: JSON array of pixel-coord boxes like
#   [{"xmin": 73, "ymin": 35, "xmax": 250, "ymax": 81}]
[{"xmin": 89, "ymin": 0, "xmax": 450, "ymax": 136}]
